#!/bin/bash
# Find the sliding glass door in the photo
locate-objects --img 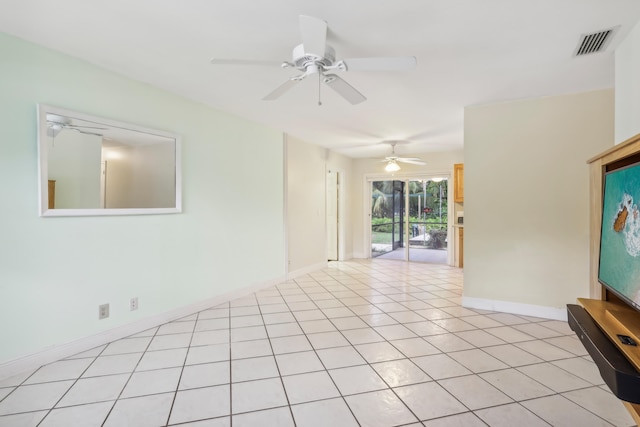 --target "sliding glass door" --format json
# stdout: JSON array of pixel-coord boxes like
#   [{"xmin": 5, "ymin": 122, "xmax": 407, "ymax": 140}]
[
  {"xmin": 371, "ymin": 180, "xmax": 404, "ymax": 258},
  {"xmin": 371, "ymin": 177, "xmax": 448, "ymax": 264},
  {"xmin": 408, "ymin": 178, "xmax": 448, "ymax": 263}
]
